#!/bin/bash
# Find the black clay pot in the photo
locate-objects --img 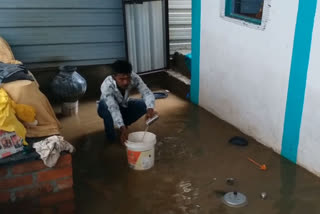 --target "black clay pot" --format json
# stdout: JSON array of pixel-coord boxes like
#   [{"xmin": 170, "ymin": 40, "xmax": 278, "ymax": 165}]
[{"xmin": 51, "ymin": 66, "xmax": 87, "ymax": 102}]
